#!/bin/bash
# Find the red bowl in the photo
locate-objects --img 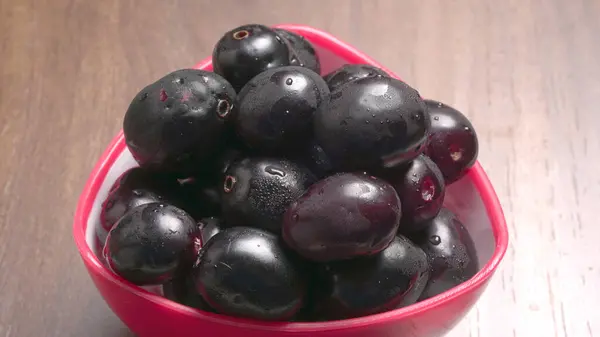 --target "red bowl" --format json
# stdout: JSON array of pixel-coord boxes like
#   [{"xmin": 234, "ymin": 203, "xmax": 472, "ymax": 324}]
[{"xmin": 73, "ymin": 24, "xmax": 509, "ymax": 337}]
